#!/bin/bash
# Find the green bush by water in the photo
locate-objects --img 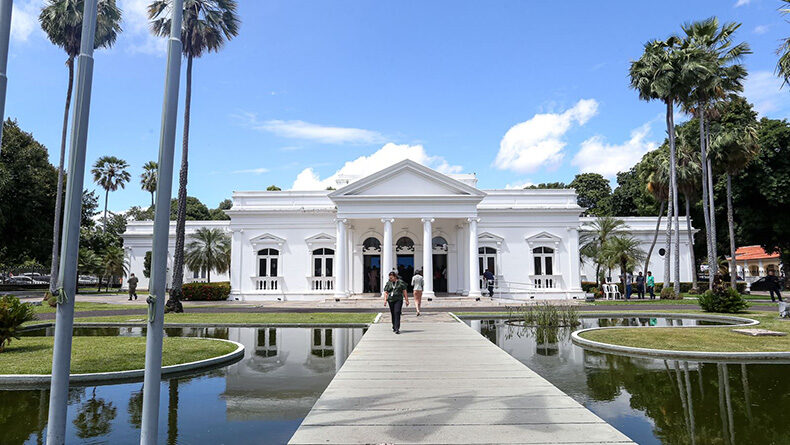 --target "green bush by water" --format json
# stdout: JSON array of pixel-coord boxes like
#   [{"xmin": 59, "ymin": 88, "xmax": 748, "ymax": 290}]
[
  {"xmin": 698, "ymin": 287, "xmax": 749, "ymax": 313},
  {"xmin": 508, "ymin": 303, "xmax": 580, "ymax": 327},
  {"xmin": 0, "ymin": 295, "xmax": 37, "ymax": 352},
  {"xmin": 181, "ymin": 282, "xmax": 230, "ymax": 301}
]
